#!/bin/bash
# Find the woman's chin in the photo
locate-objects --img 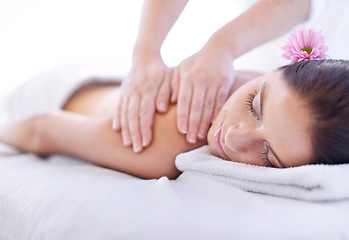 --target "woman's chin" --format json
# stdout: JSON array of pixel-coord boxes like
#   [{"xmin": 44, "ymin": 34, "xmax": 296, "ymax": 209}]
[
  {"xmin": 208, "ymin": 144, "xmax": 219, "ymax": 158},
  {"xmin": 207, "ymin": 128, "xmax": 222, "ymax": 158}
]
